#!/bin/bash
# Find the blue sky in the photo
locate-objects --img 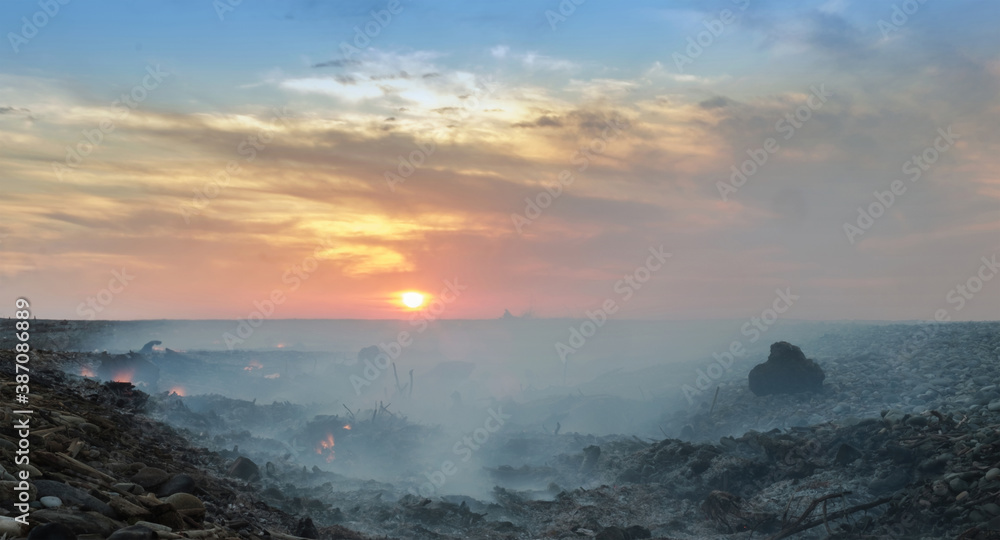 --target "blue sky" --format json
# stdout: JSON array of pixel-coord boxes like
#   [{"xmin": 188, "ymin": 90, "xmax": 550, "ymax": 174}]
[{"xmin": 1, "ymin": 0, "xmax": 998, "ymax": 320}]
